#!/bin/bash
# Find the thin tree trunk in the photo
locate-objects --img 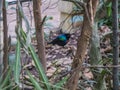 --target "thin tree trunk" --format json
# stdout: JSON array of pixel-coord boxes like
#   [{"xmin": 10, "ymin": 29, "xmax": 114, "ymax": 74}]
[
  {"xmin": 3, "ymin": 0, "xmax": 8, "ymax": 73},
  {"xmin": 33, "ymin": 0, "xmax": 46, "ymax": 71},
  {"xmin": 112, "ymin": 0, "xmax": 119, "ymax": 90},
  {"xmin": 90, "ymin": 1, "xmax": 112, "ymax": 89},
  {"xmin": 0, "ymin": 0, "xmax": 3, "ymax": 77},
  {"xmin": 65, "ymin": 1, "xmax": 99, "ymax": 90},
  {"xmin": 90, "ymin": 22, "xmax": 107, "ymax": 90},
  {"xmin": 90, "ymin": 22, "xmax": 101, "ymax": 65}
]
